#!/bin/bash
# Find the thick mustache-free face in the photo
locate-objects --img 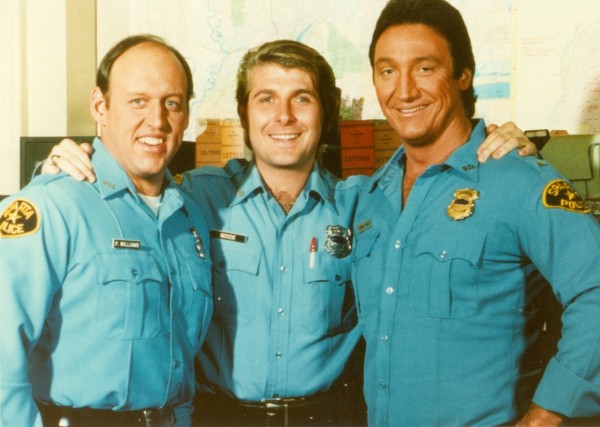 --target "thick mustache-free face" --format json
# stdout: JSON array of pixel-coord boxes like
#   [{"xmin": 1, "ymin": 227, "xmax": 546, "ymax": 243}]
[
  {"xmin": 92, "ymin": 42, "xmax": 189, "ymax": 194},
  {"xmin": 373, "ymin": 24, "xmax": 471, "ymax": 147},
  {"xmin": 241, "ymin": 63, "xmax": 323, "ymax": 175}
]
